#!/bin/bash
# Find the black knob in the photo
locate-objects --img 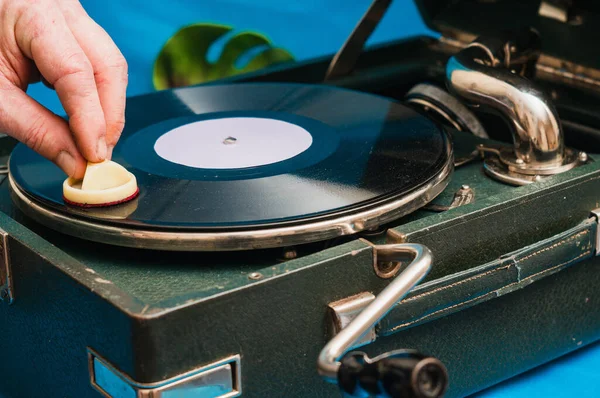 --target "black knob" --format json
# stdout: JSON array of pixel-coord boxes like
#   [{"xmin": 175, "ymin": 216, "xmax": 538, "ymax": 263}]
[{"xmin": 338, "ymin": 350, "xmax": 448, "ymax": 398}]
